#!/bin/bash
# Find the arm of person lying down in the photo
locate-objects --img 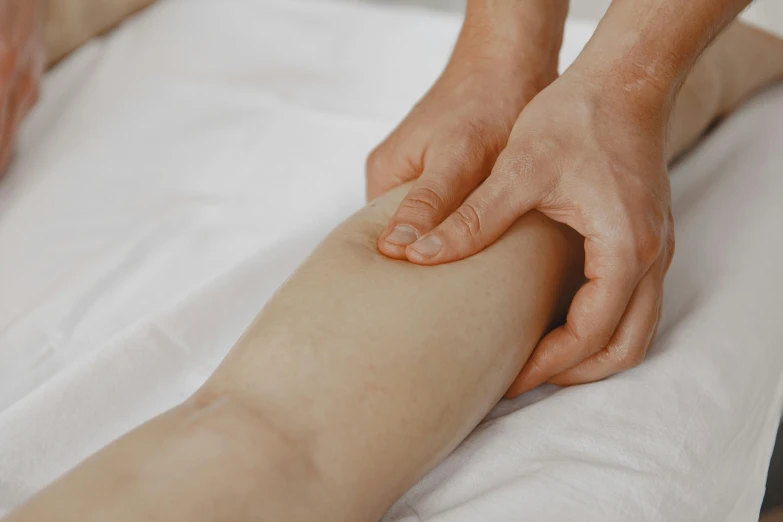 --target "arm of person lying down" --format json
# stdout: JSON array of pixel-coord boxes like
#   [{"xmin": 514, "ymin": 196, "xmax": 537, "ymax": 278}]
[
  {"xmin": 2, "ymin": 185, "xmax": 584, "ymax": 522},
  {"xmin": 0, "ymin": 0, "xmax": 157, "ymax": 173},
  {"xmin": 5, "ymin": 19, "xmax": 782, "ymax": 522},
  {"xmin": 45, "ymin": 0, "xmax": 158, "ymax": 66}
]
